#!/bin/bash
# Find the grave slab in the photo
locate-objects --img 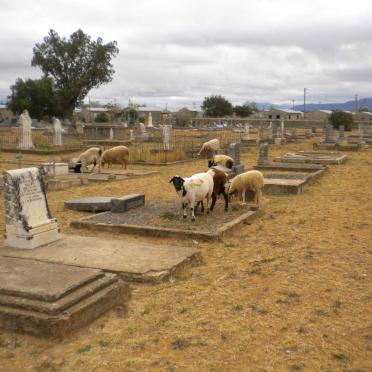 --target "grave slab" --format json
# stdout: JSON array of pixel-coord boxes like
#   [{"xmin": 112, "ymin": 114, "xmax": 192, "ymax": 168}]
[
  {"xmin": 65, "ymin": 194, "xmax": 145, "ymax": 212},
  {"xmin": 0, "ymin": 235, "xmax": 201, "ymax": 283},
  {"xmin": 313, "ymin": 142, "xmax": 362, "ymax": 151},
  {"xmin": 274, "ymin": 151, "xmax": 347, "ymax": 165},
  {"xmin": 0, "ymin": 256, "xmax": 129, "ymax": 338}
]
